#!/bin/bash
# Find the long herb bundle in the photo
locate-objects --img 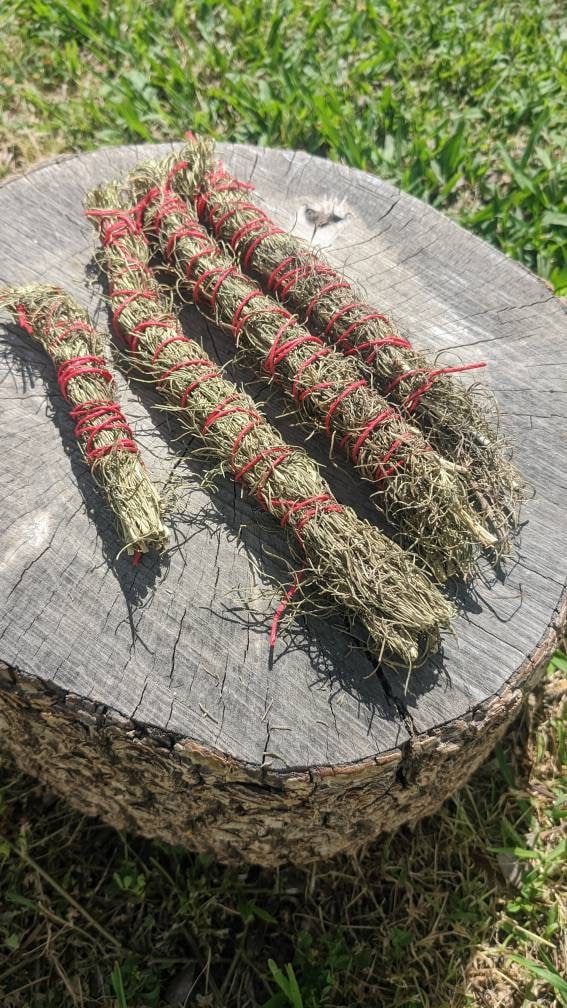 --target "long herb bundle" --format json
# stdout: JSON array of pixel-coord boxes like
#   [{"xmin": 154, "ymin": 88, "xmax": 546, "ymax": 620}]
[
  {"xmin": 0, "ymin": 285, "xmax": 167, "ymax": 560},
  {"xmin": 85, "ymin": 182, "xmax": 453, "ymax": 666},
  {"xmin": 128, "ymin": 154, "xmax": 495, "ymax": 583},
  {"xmin": 169, "ymin": 136, "xmax": 522, "ymax": 544}
]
